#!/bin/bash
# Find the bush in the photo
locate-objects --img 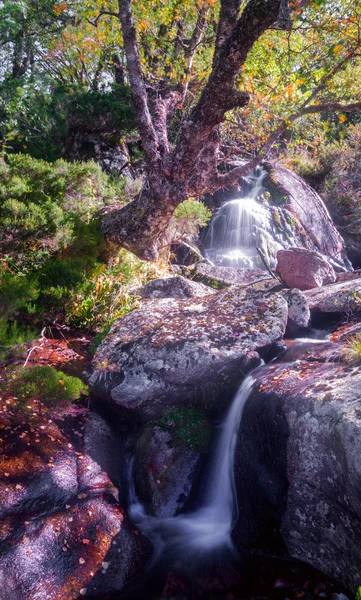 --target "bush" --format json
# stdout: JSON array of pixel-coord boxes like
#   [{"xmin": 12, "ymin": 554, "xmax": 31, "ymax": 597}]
[
  {"xmin": 6, "ymin": 365, "xmax": 88, "ymax": 406},
  {"xmin": 343, "ymin": 333, "xmax": 361, "ymax": 364}
]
